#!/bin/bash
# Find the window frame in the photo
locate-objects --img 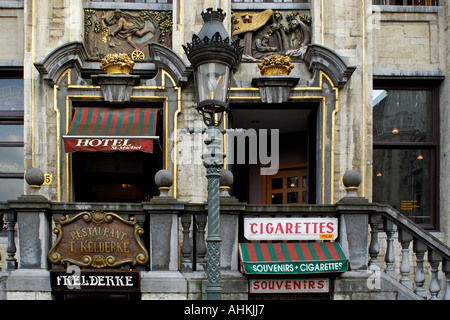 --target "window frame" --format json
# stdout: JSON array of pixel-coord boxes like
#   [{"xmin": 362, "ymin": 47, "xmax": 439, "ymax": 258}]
[
  {"xmin": 0, "ymin": 69, "xmax": 24, "ymax": 181},
  {"xmin": 373, "ymin": 80, "xmax": 440, "ymax": 230},
  {"xmin": 373, "ymin": 0, "xmax": 440, "ymax": 6}
]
